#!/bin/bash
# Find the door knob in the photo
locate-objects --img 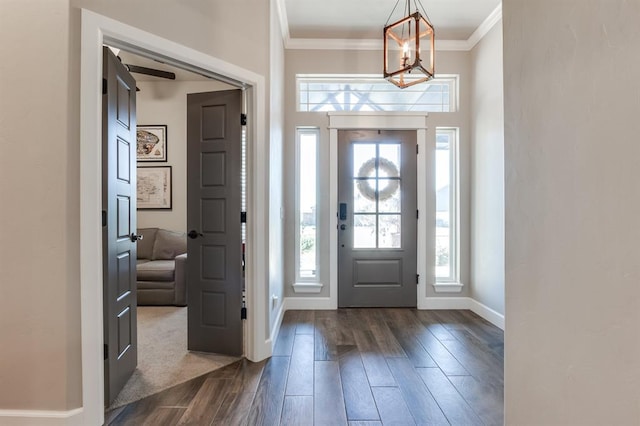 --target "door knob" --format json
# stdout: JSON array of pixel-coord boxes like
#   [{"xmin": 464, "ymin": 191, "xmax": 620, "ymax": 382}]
[
  {"xmin": 130, "ymin": 233, "xmax": 143, "ymax": 242},
  {"xmin": 188, "ymin": 230, "xmax": 204, "ymax": 239}
]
